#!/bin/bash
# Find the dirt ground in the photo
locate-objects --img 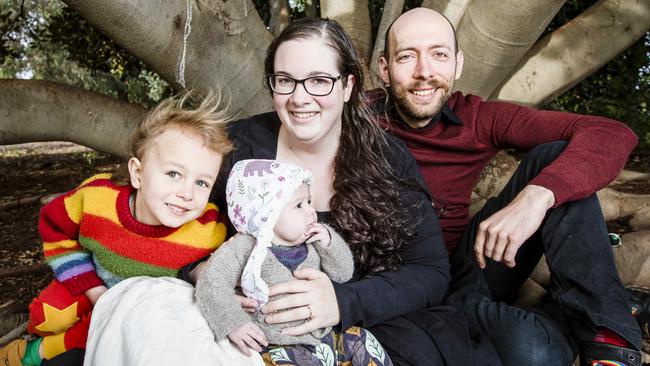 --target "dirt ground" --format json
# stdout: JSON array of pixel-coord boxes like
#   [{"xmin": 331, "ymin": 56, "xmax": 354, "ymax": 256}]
[{"xmin": 0, "ymin": 142, "xmax": 122, "ymax": 306}]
